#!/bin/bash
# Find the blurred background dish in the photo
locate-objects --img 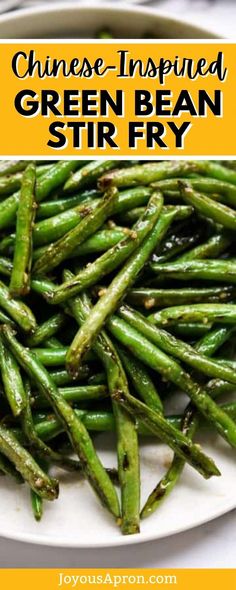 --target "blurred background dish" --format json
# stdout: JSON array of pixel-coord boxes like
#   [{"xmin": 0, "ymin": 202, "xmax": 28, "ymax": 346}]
[
  {"xmin": 0, "ymin": 2, "xmax": 217, "ymax": 38},
  {"xmin": 4, "ymin": 1, "xmax": 235, "ymax": 38},
  {"xmin": 0, "ymin": 1, "xmax": 22, "ymax": 14}
]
